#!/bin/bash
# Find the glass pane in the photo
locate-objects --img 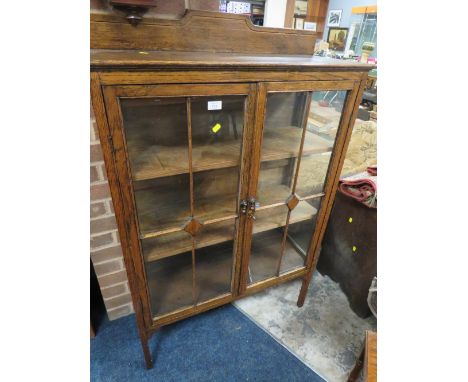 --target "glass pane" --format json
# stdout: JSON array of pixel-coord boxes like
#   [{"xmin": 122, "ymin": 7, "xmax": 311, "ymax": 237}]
[
  {"xmin": 190, "ymin": 96, "xmax": 244, "ymax": 222},
  {"xmin": 257, "ymin": 92, "xmax": 307, "ymax": 206},
  {"xmin": 190, "ymin": 96, "xmax": 245, "ymax": 172},
  {"xmin": 248, "ymin": 205, "xmax": 288, "ymax": 283},
  {"xmin": 193, "ymin": 167, "xmax": 239, "ymax": 222},
  {"xmin": 296, "ymin": 90, "xmax": 347, "ymax": 197},
  {"xmin": 194, "ymin": 219, "xmax": 236, "ymax": 303},
  {"xmin": 144, "ymin": 243, "xmax": 194, "ymax": 317},
  {"xmin": 280, "ymin": 197, "xmax": 322, "ymax": 274},
  {"xmin": 133, "ymin": 174, "xmax": 190, "ymax": 234},
  {"xmin": 120, "ymin": 98, "xmax": 188, "ymax": 180}
]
